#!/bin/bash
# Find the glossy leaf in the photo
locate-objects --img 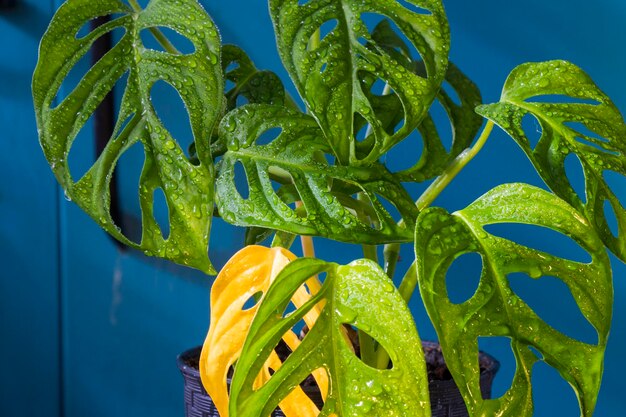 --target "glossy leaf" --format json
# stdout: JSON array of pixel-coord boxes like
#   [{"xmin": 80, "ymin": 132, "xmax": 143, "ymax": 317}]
[
  {"xmin": 210, "ymin": 44, "xmax": 288, "ymax": 164},
  {"xmin": 354, "ymin": 21, "xmax": 482, "ymax": 181},
  {"xmin": 396, "ymin": 63, "xmax": 483, "ymax": 182},
  {"xmin": 416, "ymin": 184, "xmax": 612, "ymax": 417},
  {"xmin": 477, "ymin": 60, "xmax": 626, "ymax": 262},
  {"xmin": 269, "ymin": 0, "xmax": 449, "ymax": 164},
  {"xmin": 222, "ymin": 44, "xmax": 286, "ymax": 110},
  {"xmin": 200, "ymin": 245, "xmax": 326, "ymax": 417},
  {"xmin": 33, "ymin": 0, "xmax": 222, "ymax": 273},
  {"xmin": 230, "ymin": 257, "xmax": 431, "ymax": 417},
  {"xmin": 216, "ymin": 104, "xmax": 419, "ymax": 244}
]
